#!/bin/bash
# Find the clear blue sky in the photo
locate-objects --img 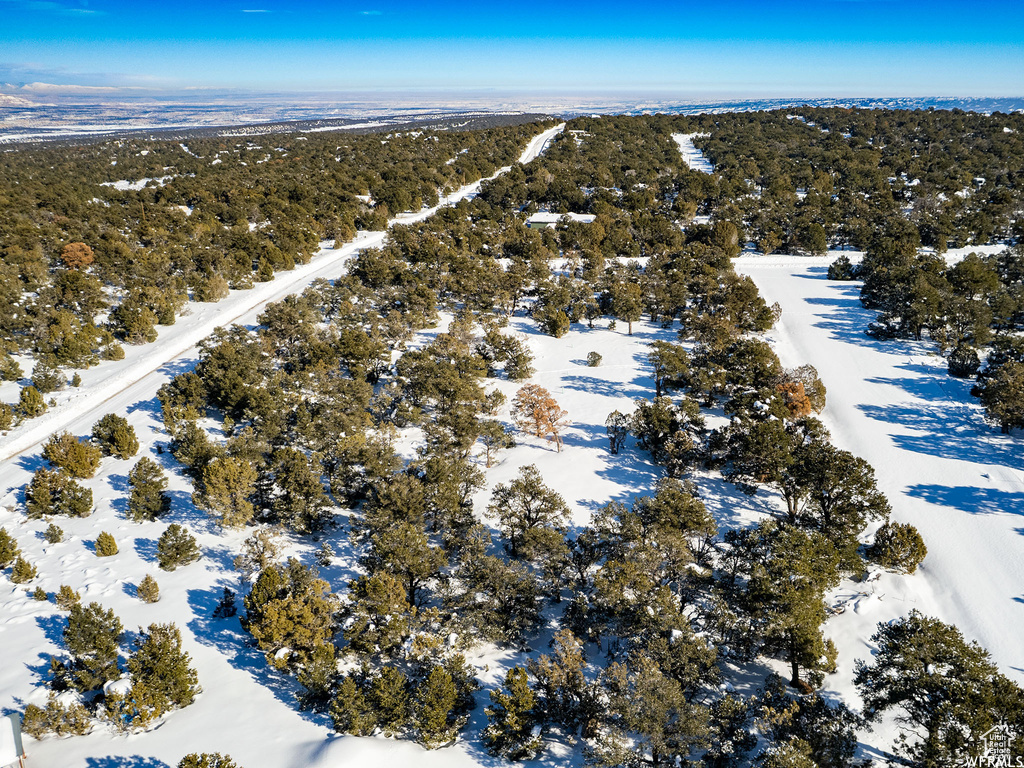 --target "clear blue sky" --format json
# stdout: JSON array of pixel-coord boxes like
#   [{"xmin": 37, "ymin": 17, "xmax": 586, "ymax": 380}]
[{"xmin": 1, "ymin": 0, "xmax": 1022, "ymax": 96}]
